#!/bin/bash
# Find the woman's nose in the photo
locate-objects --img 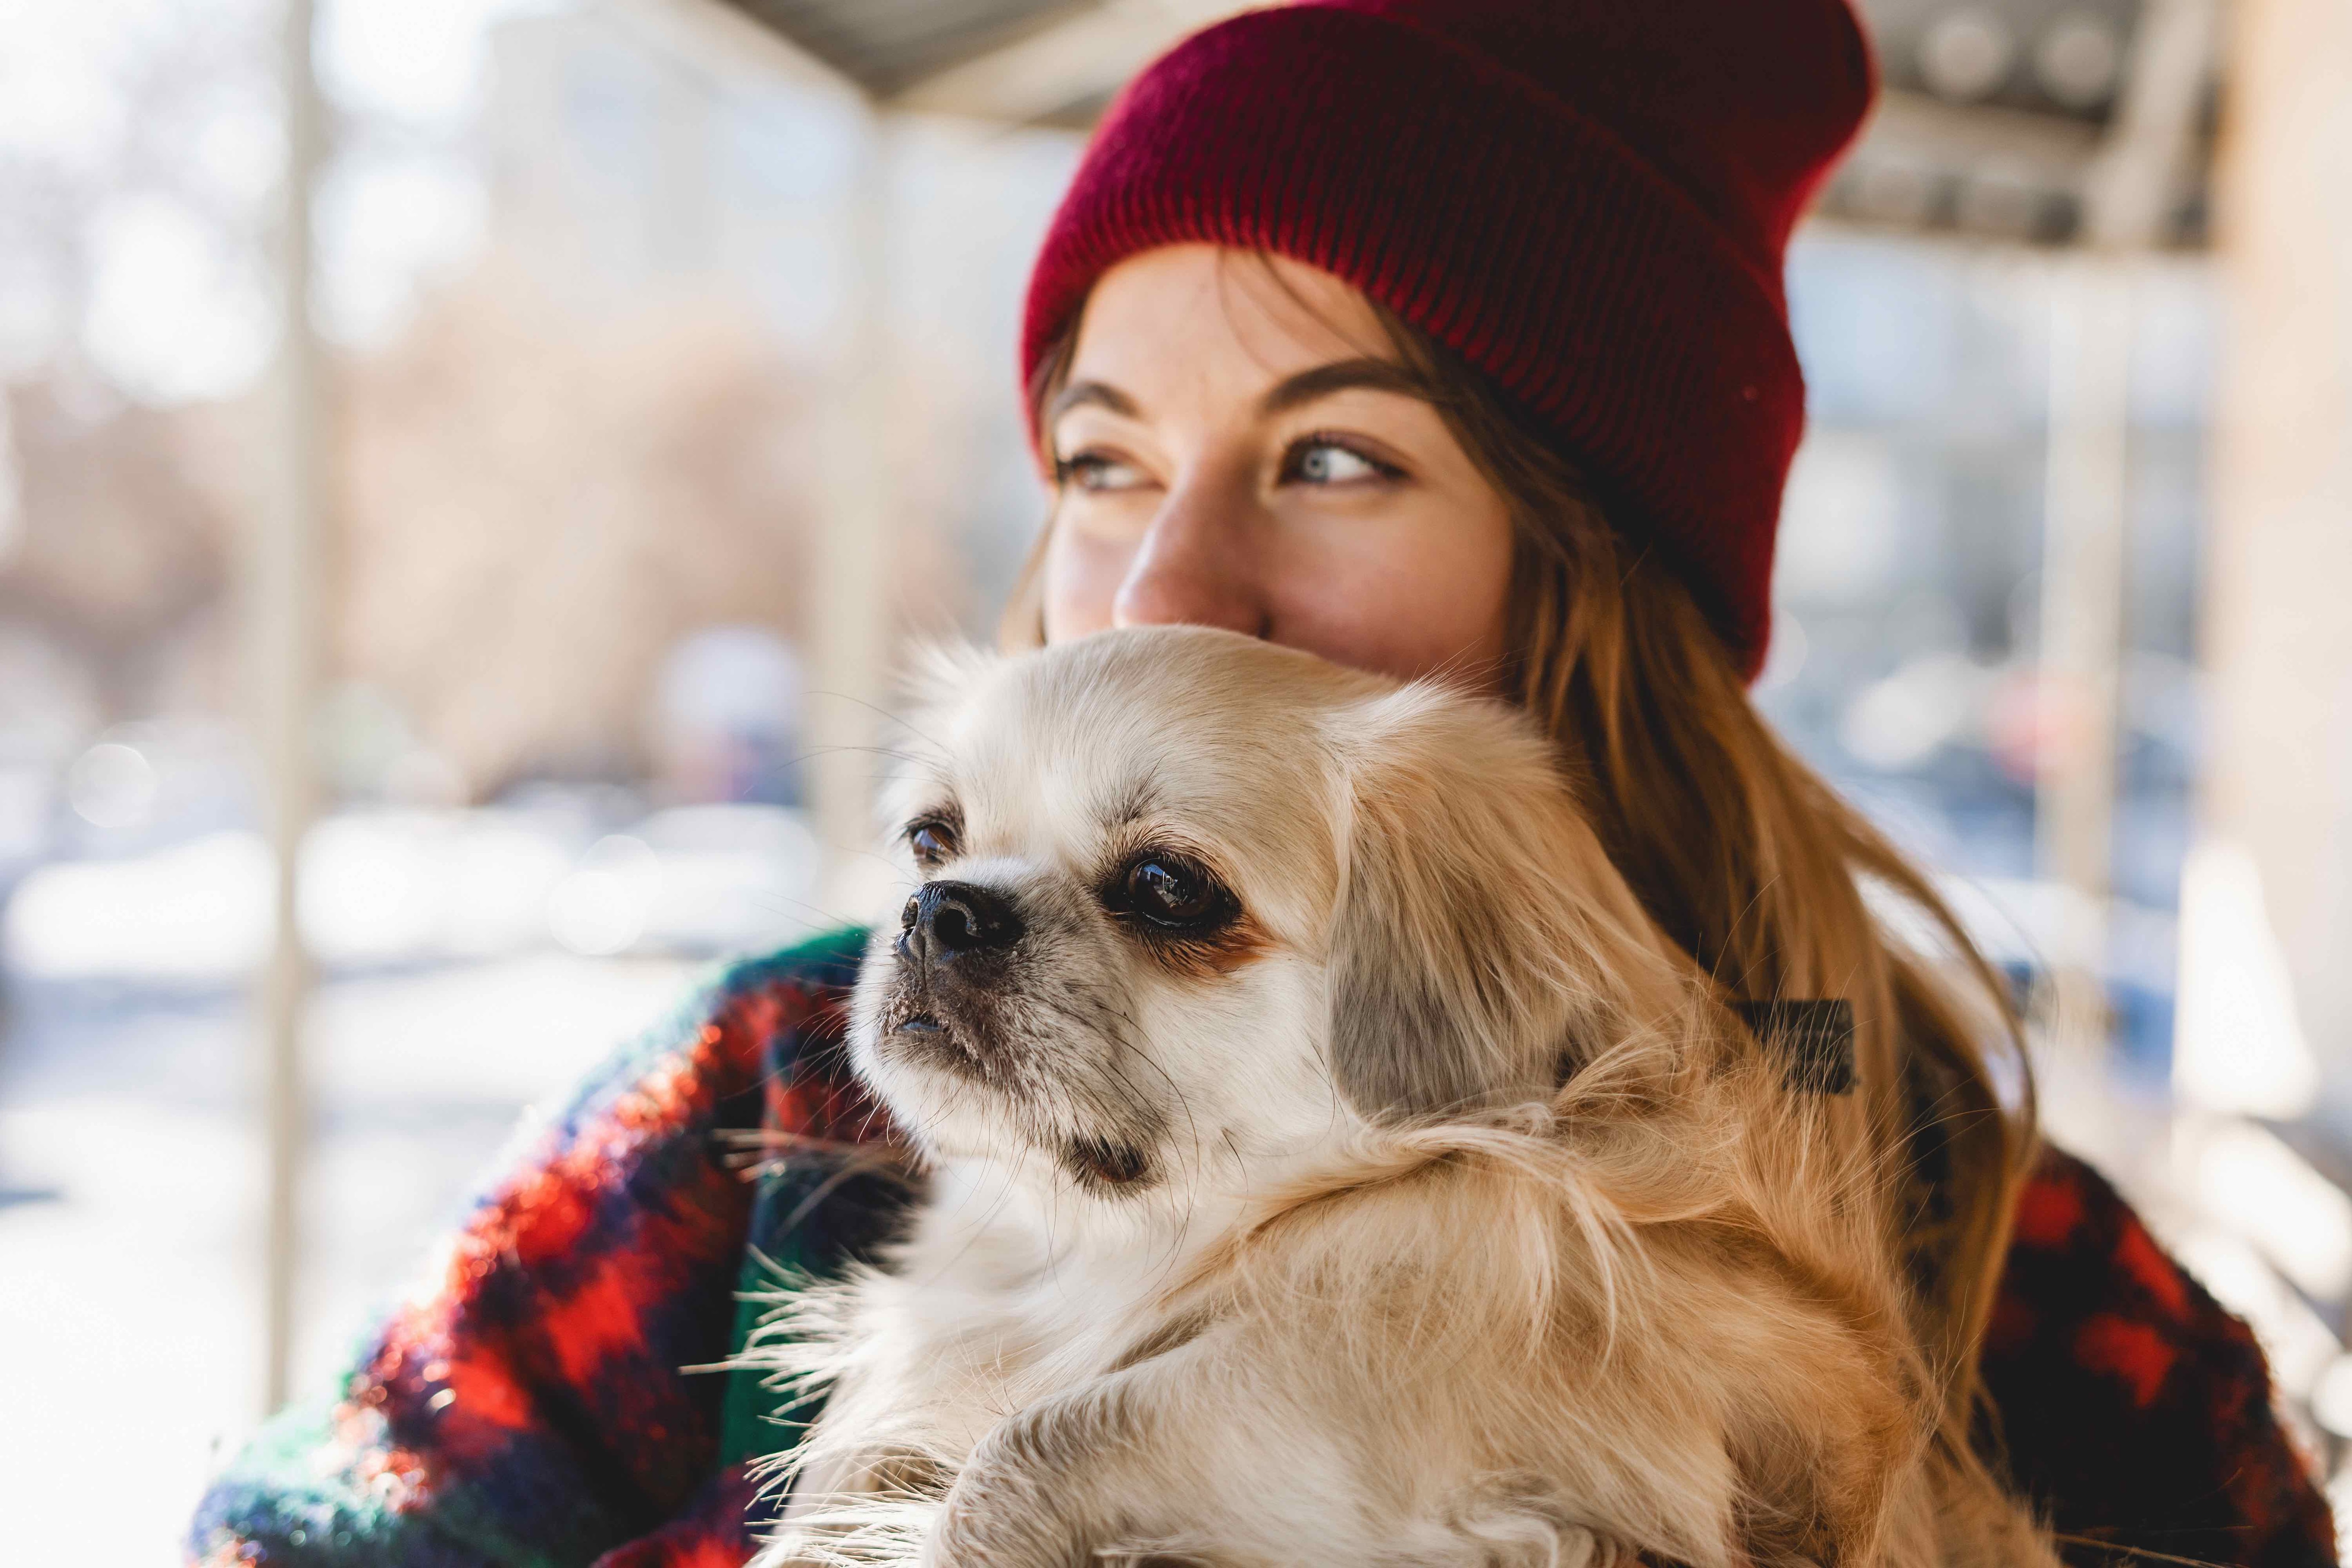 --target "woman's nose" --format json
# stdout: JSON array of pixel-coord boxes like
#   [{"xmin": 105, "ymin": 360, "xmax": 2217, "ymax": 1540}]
[{"xmin": 1110, "ymin": 472, "xmax": 1270, "ymax": 637}]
